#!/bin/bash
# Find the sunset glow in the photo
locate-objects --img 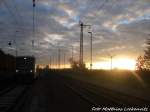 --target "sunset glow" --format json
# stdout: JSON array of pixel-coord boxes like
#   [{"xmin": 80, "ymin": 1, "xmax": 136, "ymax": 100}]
[{"xmin": 90, "ymin": 58, "xmax": 136, "ymax": 70}]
